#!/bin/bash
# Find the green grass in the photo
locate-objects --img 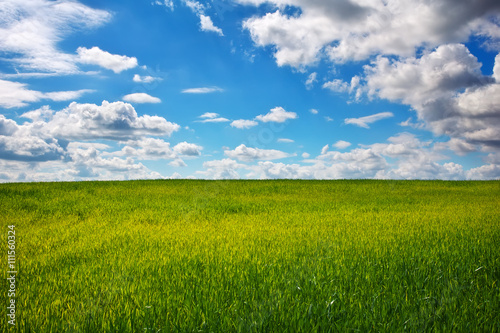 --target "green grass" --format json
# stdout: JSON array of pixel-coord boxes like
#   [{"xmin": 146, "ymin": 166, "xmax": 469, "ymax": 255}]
[{"xmin": 1, "ymin": 180, "xmax": 499, "ymax": 332}]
